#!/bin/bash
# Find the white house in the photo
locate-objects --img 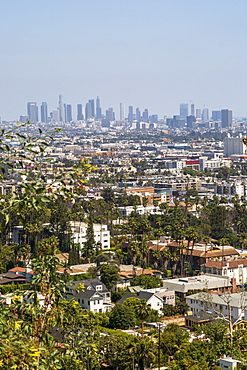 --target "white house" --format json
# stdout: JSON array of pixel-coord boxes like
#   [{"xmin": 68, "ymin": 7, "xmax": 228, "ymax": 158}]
[
  {"xmin": 118, "ymin": 289, "xmax": 174, "ymax": 314},
  {"xmin": 186, "ymin": 292, "xmax": 247, "ymax": 322},
  {"xmin": 64, "ymin": 278, "xmax": 112, "ymax": 313},
  {"xmin": 70, "ymin": 221, "xmax": 110, "ymax": 251},
  {"xmin": 118, "ymin": 291, "xmax": 164, "ymax": 314},
  {"xmin": 218, "ymin": 357, "xmax": 241, "ymax": 370},
  {"xmin": 141, "ymin": 288, "xmax": 176, "ymax": 307}
]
